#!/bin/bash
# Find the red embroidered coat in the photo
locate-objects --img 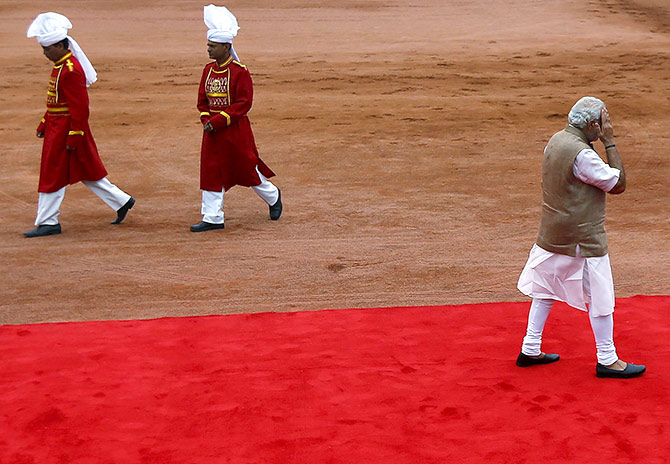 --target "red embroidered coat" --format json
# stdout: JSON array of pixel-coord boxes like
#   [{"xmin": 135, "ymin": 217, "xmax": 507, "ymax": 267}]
[
  {"xmin": 197, "ymin": 57, "xmax": 275, "ymax": 192},
  {"xmin": 36, "ymin": 52, "xmax": 107, "ymax": 193}
]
